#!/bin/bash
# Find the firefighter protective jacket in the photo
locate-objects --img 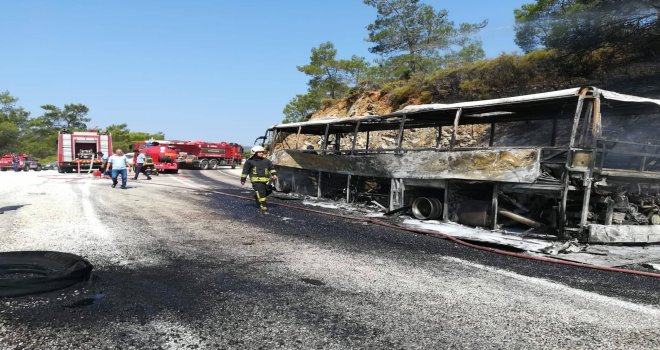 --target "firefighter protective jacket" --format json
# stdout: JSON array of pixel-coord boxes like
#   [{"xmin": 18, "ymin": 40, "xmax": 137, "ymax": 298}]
[{"xmin": 241, "ymin": 157, "xmax": 276, "ymax": 183}]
